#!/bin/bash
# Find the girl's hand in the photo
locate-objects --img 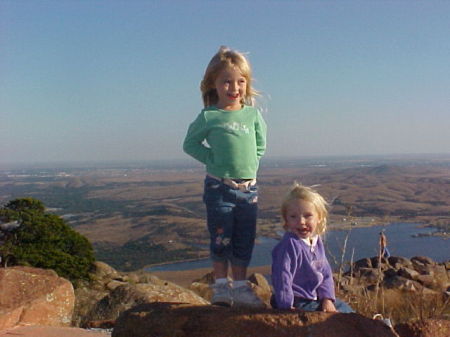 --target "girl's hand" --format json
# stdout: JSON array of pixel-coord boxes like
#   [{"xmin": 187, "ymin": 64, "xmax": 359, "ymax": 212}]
[{"xmin": 321, "ymin": 299, "xmax": 337, "ymax": 313}]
